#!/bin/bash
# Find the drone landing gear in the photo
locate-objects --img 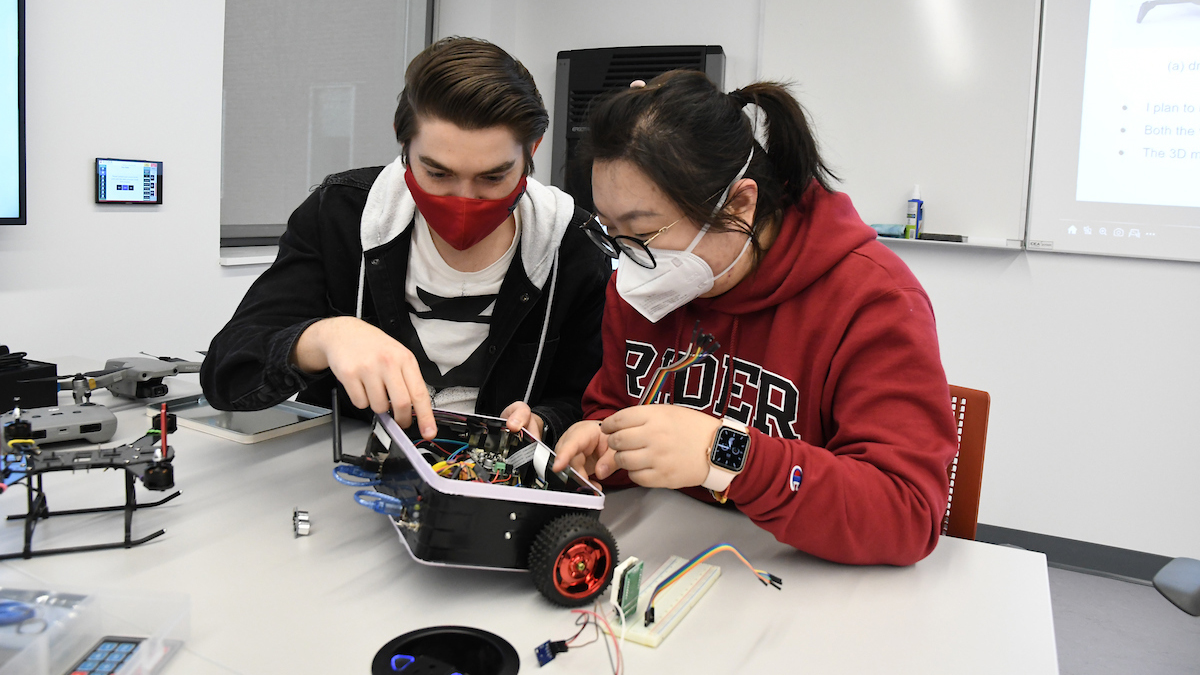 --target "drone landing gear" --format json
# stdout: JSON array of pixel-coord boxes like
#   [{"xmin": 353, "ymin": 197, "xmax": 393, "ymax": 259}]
[{"xmin": 0, "ymin": 469, "xmax": 181, "ymax": 561}]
